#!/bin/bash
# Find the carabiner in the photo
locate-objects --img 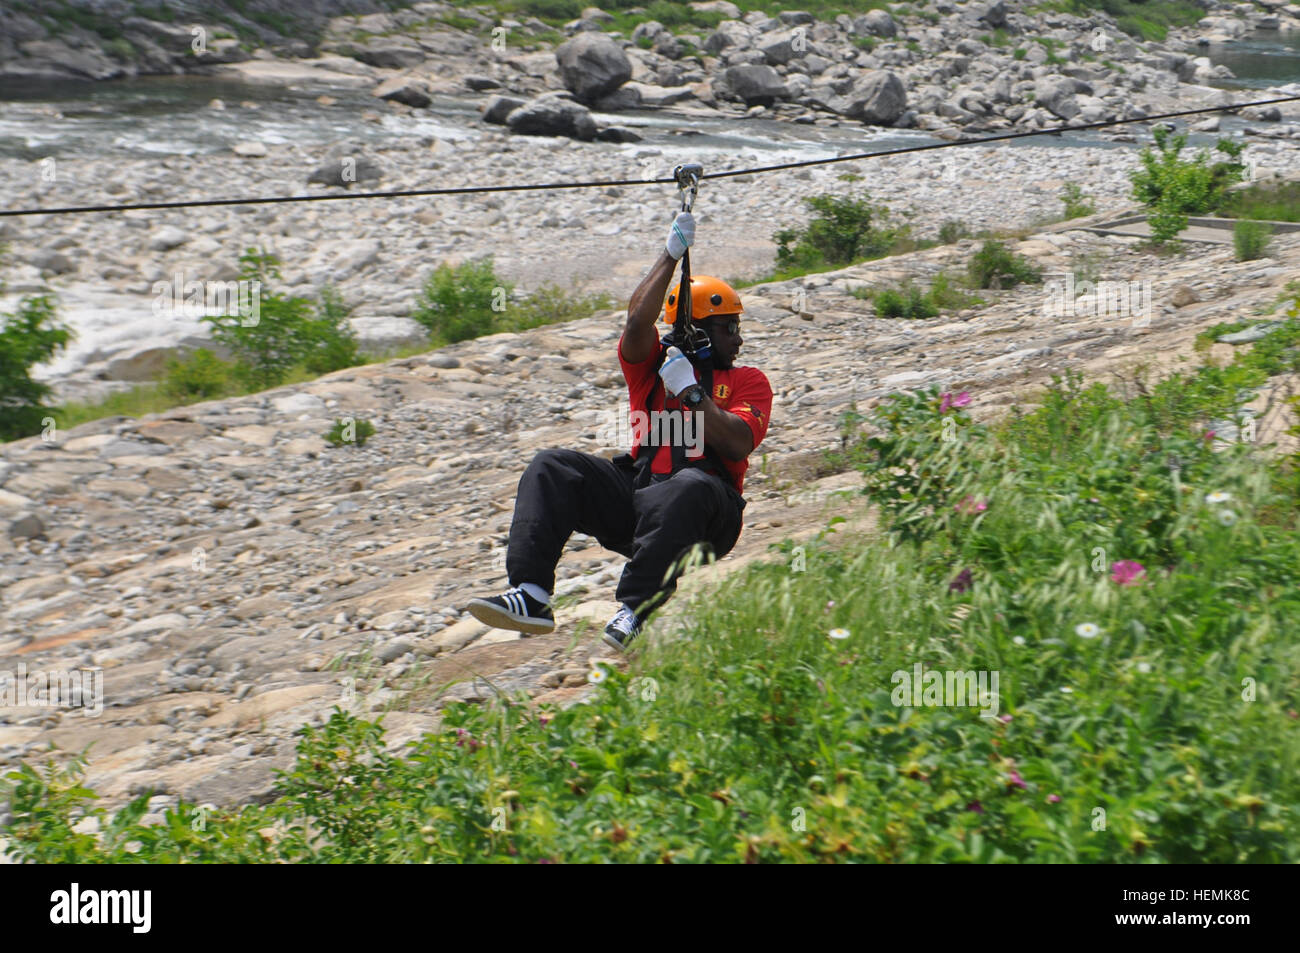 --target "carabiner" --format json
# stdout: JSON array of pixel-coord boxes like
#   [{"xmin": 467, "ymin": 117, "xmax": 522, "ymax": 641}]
[{"xmin": 673, "ymin": 162, "xmax": 703, "ymax": 213}]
